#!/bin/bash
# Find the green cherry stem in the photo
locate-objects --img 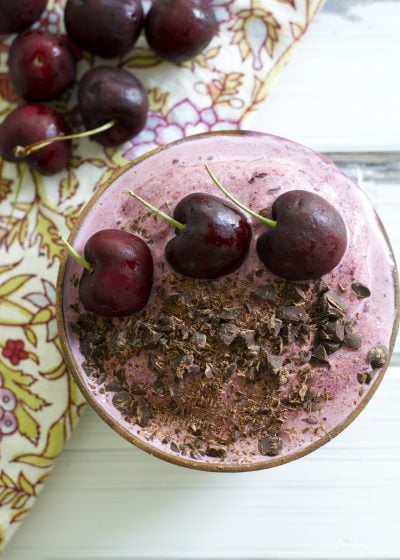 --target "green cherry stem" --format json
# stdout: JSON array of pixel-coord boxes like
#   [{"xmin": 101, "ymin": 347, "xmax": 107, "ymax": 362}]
[
  {"xmin": 125, "ymin": 191, "xmax": 186, "ymax": 232},
  {"xmin": 205, "ymin": 164, "xmax": 277, "ymax": 228},
  {"xmin": 59, "ymin": 235, "xmax": 93, "ymax": 273},
  {"xmin": 13, "ymin": 120, "xmax": 116, "ymax": 158}
]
